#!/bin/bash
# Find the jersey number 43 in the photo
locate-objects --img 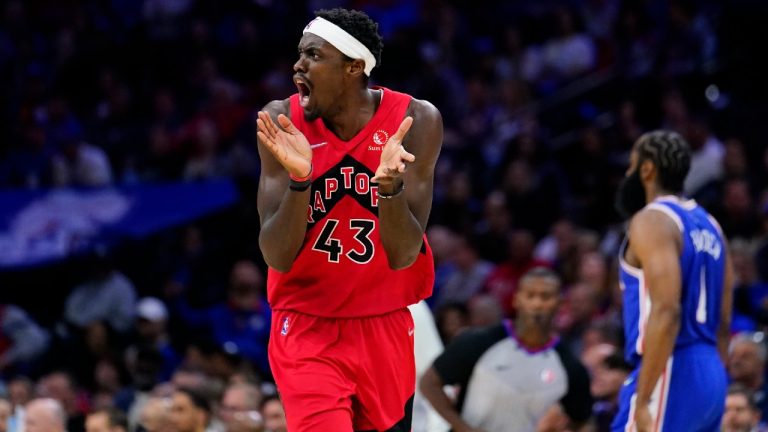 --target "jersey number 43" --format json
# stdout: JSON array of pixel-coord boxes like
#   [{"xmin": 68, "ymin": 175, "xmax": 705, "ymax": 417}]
[{"xmin": 311, "ymin": 219, "xmax": 375, "ymax": 264}]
